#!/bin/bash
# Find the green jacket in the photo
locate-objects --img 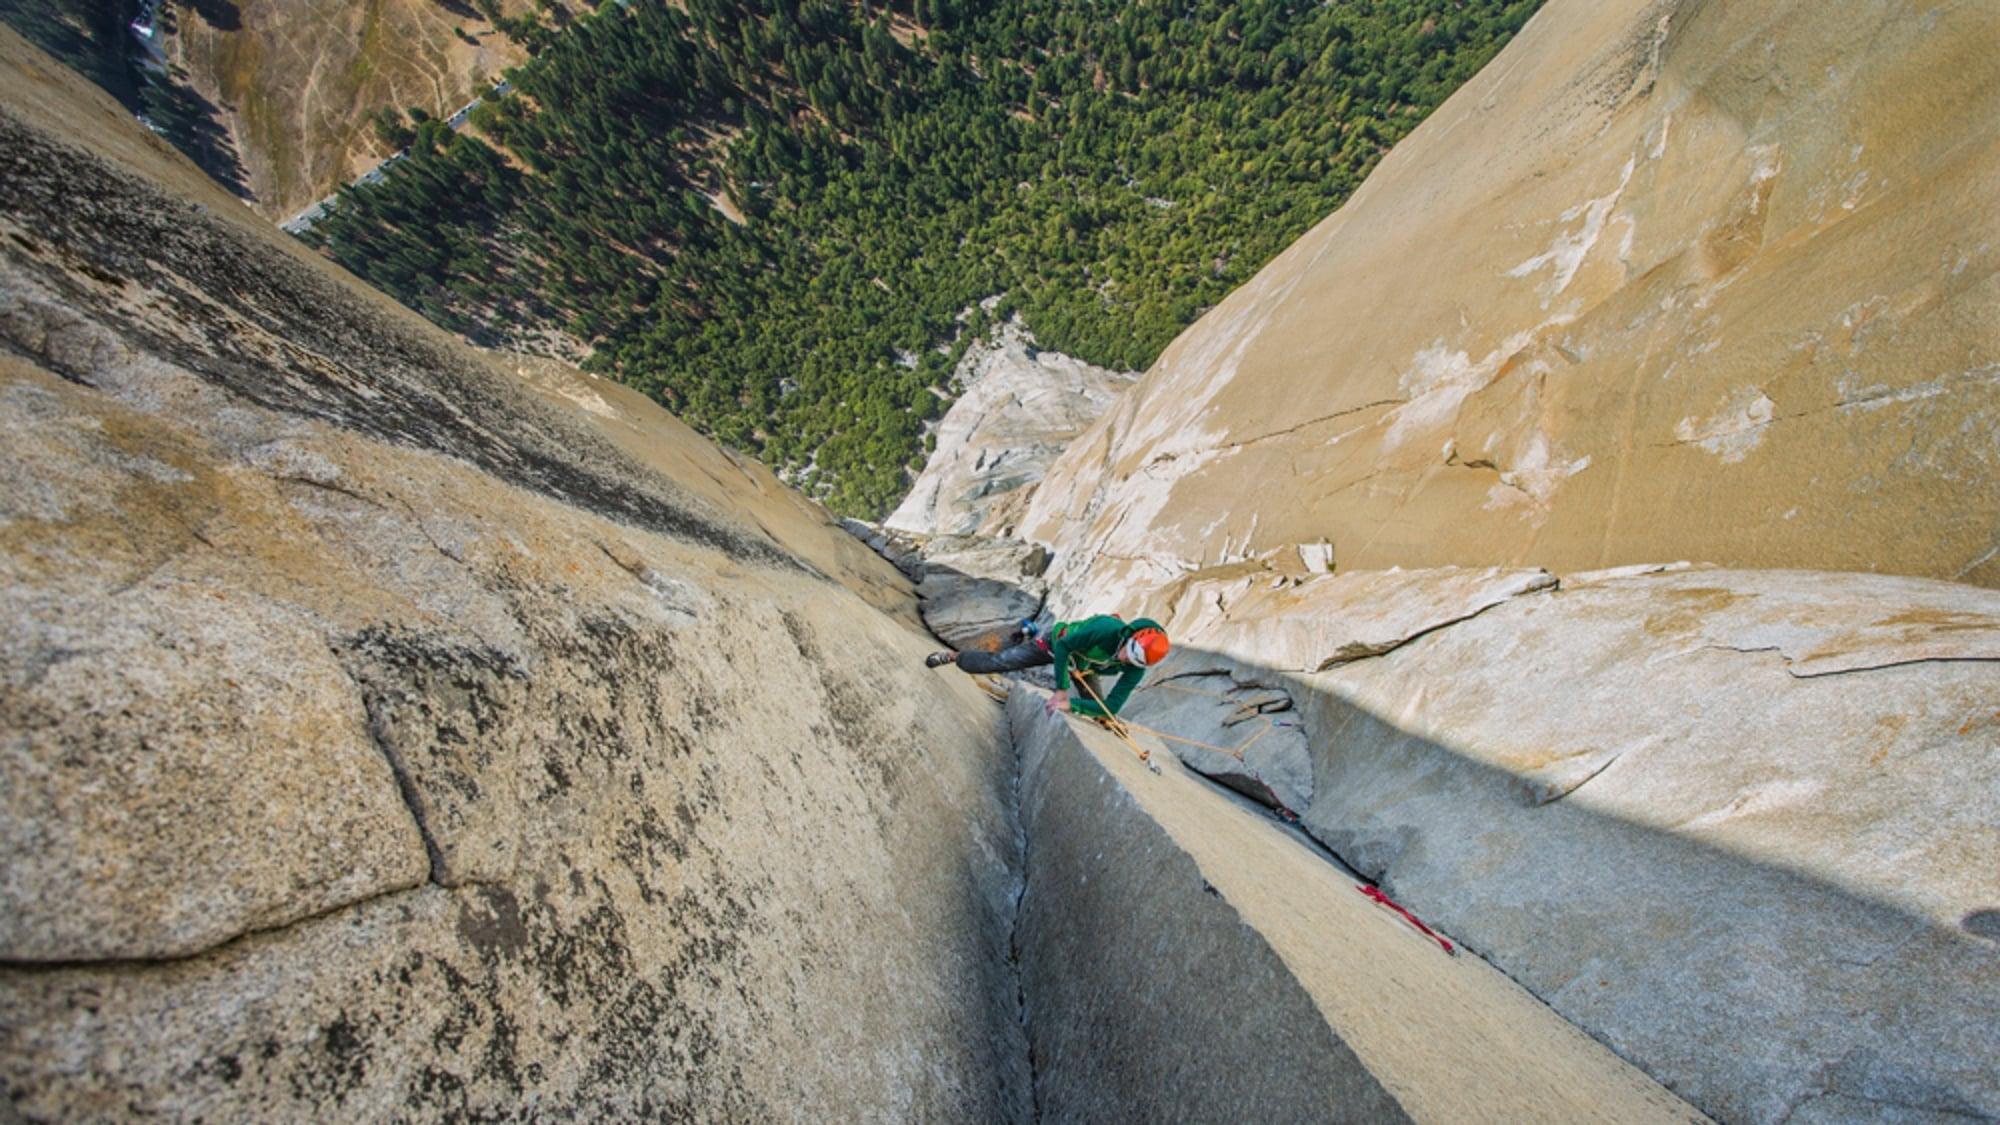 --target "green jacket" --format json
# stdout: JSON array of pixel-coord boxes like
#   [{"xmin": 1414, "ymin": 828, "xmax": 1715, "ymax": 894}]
[{"xmin": 1050, "ymin": 615, "xmax": 1163, "ymax": 717}]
